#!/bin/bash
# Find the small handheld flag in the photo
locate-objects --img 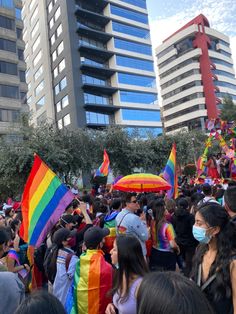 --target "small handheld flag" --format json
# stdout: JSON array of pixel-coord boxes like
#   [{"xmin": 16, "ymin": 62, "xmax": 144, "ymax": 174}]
[
  {"xmin": 162, "ymin": 143, "xmax": 178, "ymax": 199},
  {"xmin": 20, "ymin": 154, "xmax": 74, "ymax": 247},
  {"xmin": 94, "ymin": 149, "xmax": 110, "ymax": 177}
]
